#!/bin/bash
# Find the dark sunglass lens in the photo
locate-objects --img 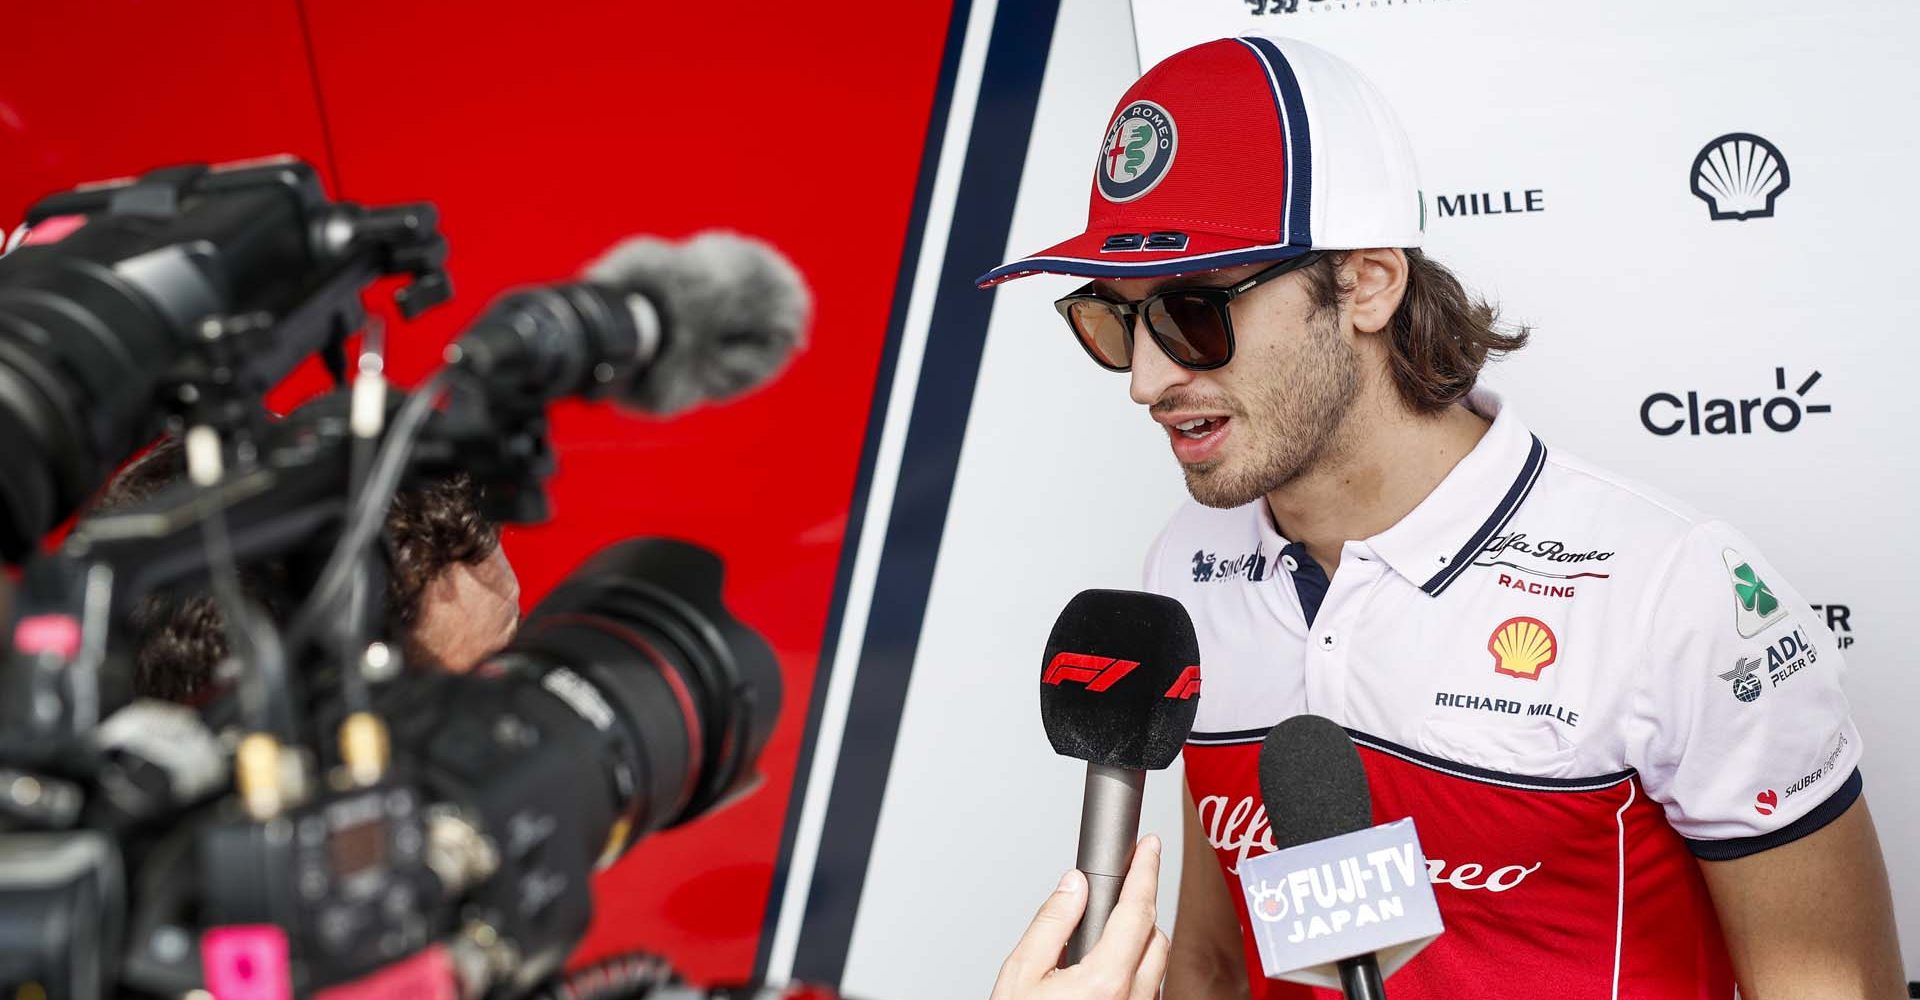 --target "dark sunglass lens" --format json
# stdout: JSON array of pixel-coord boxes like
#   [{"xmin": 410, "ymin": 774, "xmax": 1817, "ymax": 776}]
[
  {"xmin": 1066, "ymin": 300, "xmax": 1133, "ymax": 368},
  {"xmin": 1146, "ymin": 294, "xmax": 1231, "ymax": 367}
]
